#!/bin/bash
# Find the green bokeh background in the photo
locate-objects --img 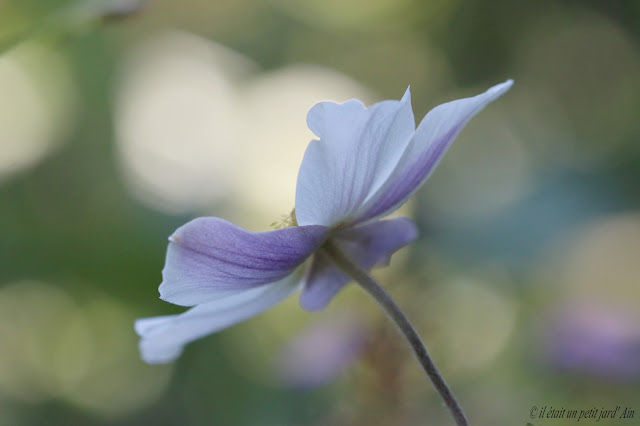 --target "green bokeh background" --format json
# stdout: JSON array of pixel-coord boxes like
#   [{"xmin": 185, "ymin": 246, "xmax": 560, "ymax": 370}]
[{"xmin": 1, "ymin": 0, "xmax": 639, "ymax": 425}]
